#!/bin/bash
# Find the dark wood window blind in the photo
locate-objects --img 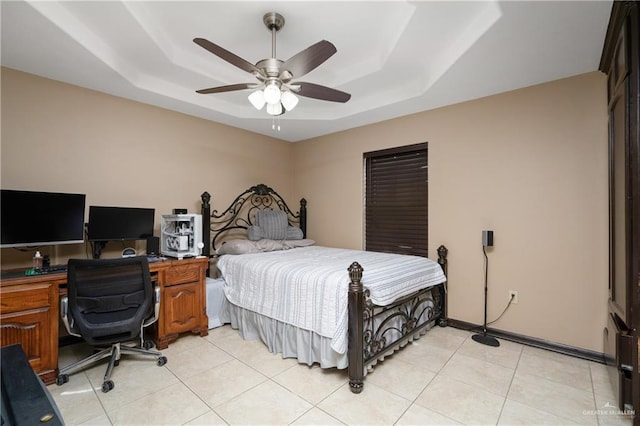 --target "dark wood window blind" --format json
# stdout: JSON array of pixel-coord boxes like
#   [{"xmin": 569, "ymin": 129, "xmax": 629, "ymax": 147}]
[{"xmin": 364, "ymin": 143, "xmax": 428, "ymax": 257}]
